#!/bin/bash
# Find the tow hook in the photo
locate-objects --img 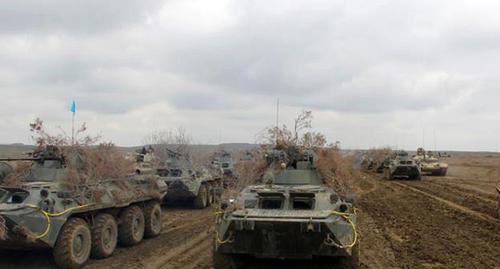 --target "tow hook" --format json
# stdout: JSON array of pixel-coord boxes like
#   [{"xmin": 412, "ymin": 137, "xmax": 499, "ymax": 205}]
[{"xmin": 307, "ymin": 217, "xmax": 314, "ymax": 232}]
